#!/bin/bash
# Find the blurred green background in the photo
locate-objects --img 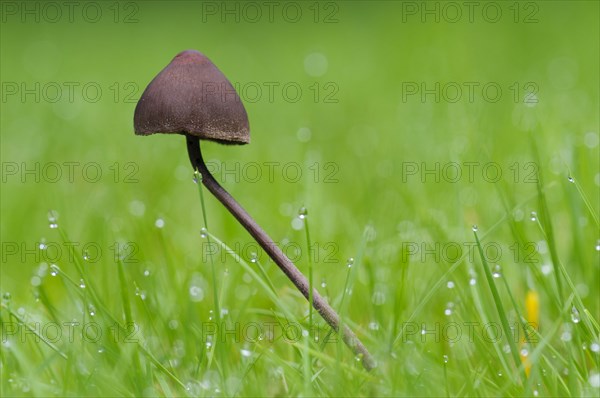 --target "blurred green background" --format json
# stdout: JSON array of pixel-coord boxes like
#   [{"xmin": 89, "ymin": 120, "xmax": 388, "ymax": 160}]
[{"xmin": 1, "ymin": 1, "xmax": 599, "ymax": 397}]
